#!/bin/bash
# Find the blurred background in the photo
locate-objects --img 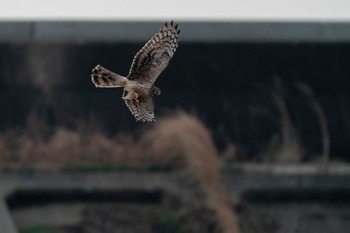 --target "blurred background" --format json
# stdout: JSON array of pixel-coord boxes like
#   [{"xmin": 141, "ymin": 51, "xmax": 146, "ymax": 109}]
[{"xmin": 0, "ymin": 1, "xmax": 350, "ymax": 233}]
